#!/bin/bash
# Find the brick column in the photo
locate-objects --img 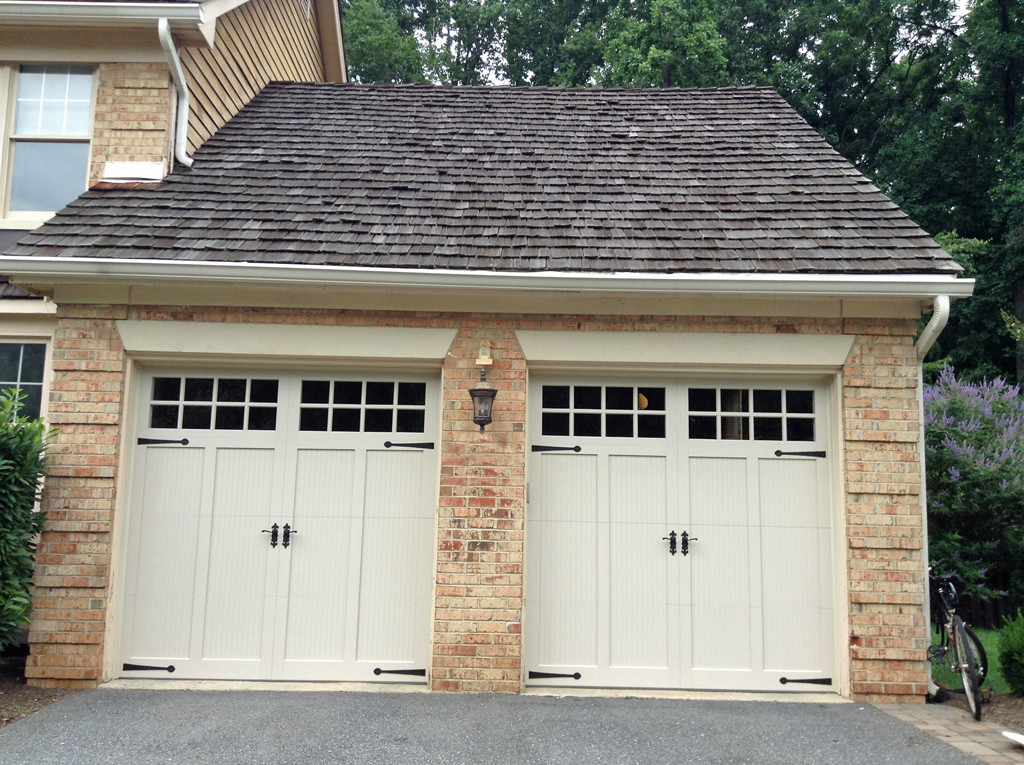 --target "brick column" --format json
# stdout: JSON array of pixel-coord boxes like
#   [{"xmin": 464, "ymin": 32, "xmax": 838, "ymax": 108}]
[
  {"xmin": 90, "ymin": 63, "xmax": 174, "ymax": 185},
  {"xmin": 27, "ymin": 307, "xmax": 127, "ymax": 687},
  {"xmin": 842, "ymin": 320, "xmax": 929, "ymax": 701},
  {"xmin": 432, "ymin": 323, "xmax": 527, "ymax": 692}
]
